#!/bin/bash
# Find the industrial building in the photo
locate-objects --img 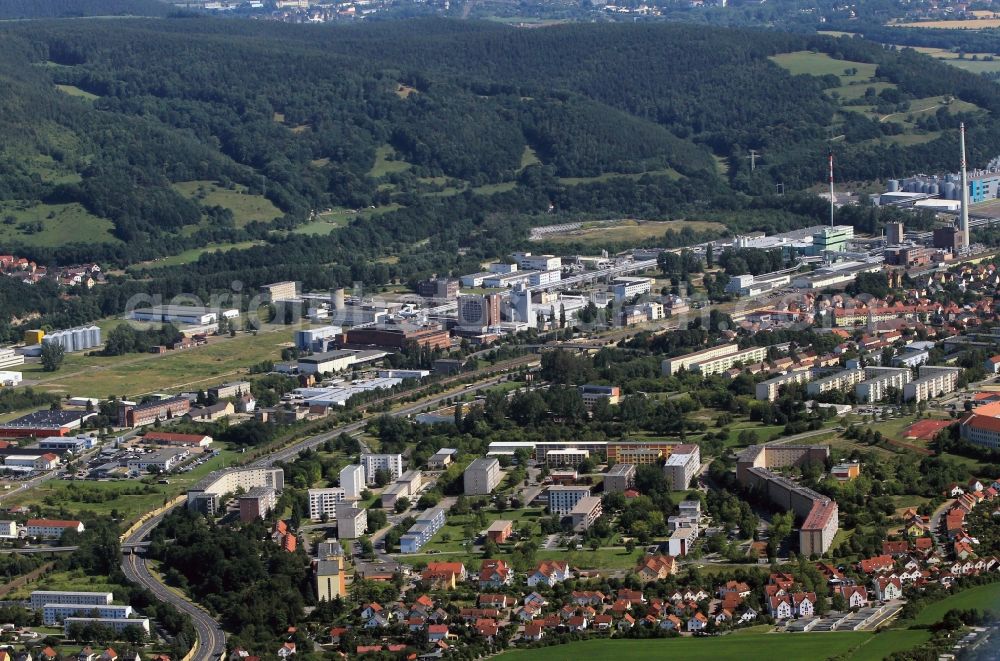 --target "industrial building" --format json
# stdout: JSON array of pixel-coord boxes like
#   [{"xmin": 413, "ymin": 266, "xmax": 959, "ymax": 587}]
[
  {"xmin": 457, "ymin": 293, "xmax": 502, "ymax": 330},
  {"xmin": 464, "ymin": 457, "xmax": 502, "ymax": 495},
  {"xmin": 0, "ymin": 371, "xmax": 21, "ymax": 387},
  {"xmin": 295, "ymin": 325, "xmax": 344, "ymax": 352},
  {"xmin": 130, "ymin": 305, "xmax": 239, "ymax": 326},
  {"xmin": 261, "ymin": 281, "xmax": 298, "ymax": 302},
  {"xmin": 0, "ymin": 410, "xmax": 94, "ymax": 438},
  {"xmin": 41, "ymin": 325, "xmax": 102, "ymax": 354},
  {"xmin": 297, "ymin": 350, "xmax": 358, "ymax": 375},
  {"xmin": 0, "ymin": 349, "xmax": 25, "ymax": 370},
  {"xmin": 127, "ymin": 449, "xmax": 188, "ymax": 474},
  {"xmin": 117, "ymin": 397, "xmax": 191, "ymax": 427},
  {"xmin": 209, "ymin": 381, "xmax": 252, "ymax": 400}
]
